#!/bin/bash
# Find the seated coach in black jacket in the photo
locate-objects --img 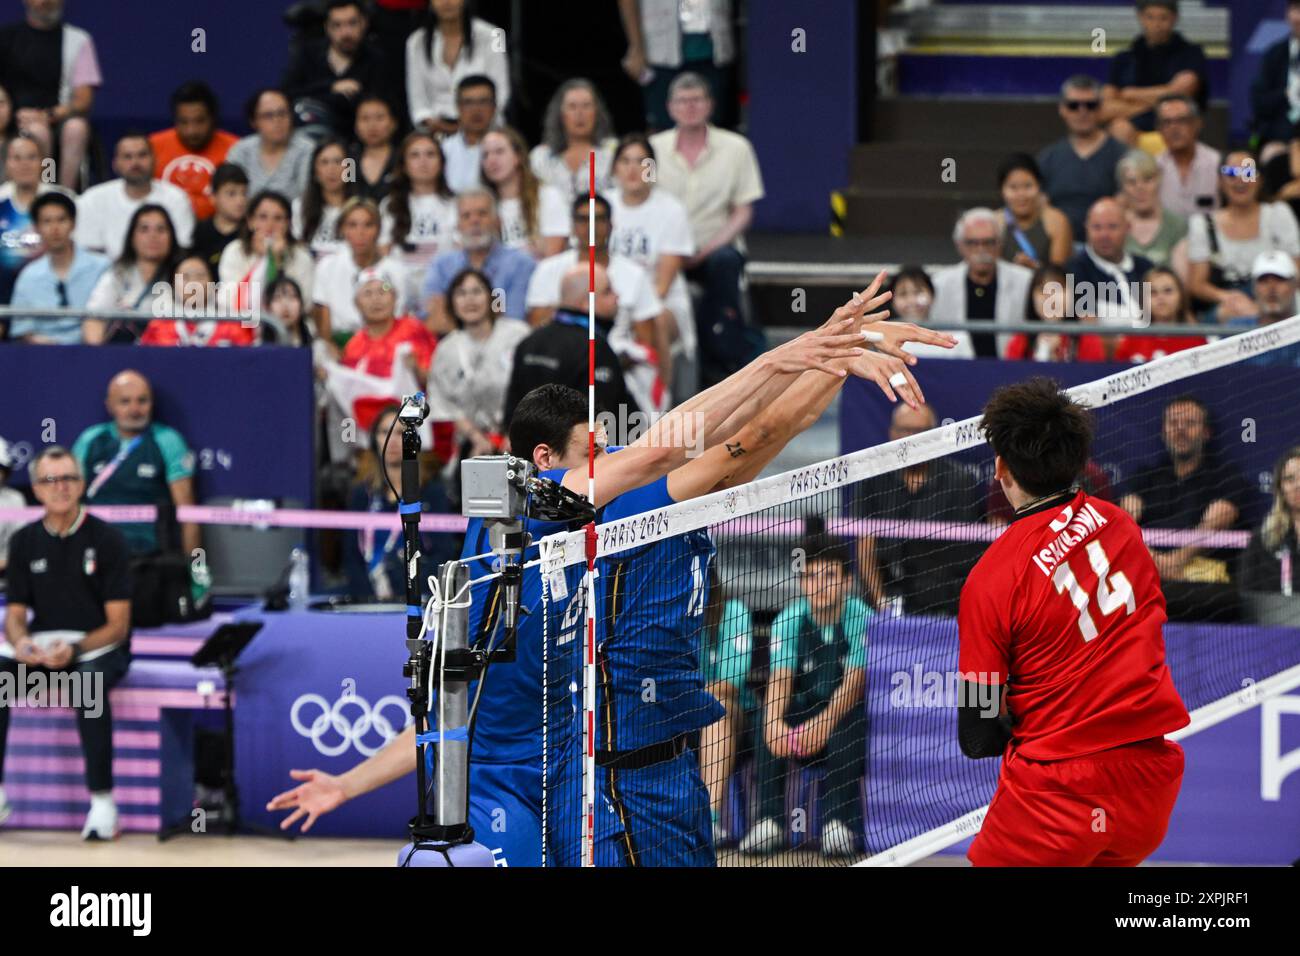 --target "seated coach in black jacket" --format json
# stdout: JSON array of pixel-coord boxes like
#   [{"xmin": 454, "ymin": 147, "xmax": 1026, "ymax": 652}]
[{"xmin": 0, "ymin": 446, "xmax": 132, "ymax": 841}]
